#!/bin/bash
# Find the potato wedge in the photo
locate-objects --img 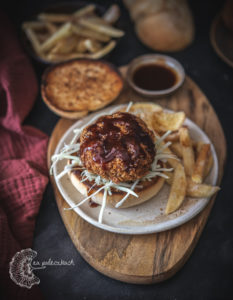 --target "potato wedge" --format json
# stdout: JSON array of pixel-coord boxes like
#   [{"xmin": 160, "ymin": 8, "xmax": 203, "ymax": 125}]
[
  {"xmin": 194, "ymin": 141, "xmax": 204, "ymax": 155},
  {"xmin": 186, "ymin": 178, "xmax": 220, "ymax": 198},
  {"xmin": 179, "ymin": 127, "xmax": 195, "ymax": 177},
  {"xmin": 153, "ymin": 111, "xmax": 185, "ymax": 132},
  {"xmin": 128, "ymin": 102, "xmax": 162, "ymax": 129},
  {"xmin": 162, "ymin": 146, "xmax": 180, "ymax": 169},
  {"xmin": 130, "ymin": 102, "xmax": 162, "ymax": 113},
  {"xmin": 192, "ymin": 144, "xmax": 210, "ymax": 183},
  {"xmin": 195, "ymin": 141, "xmax": 214, "ymax": 179},
  {"xmin": 164, "ymin": 171, "xmax": 174, "ymax": 185},
  {"xmin": 204, "ymin": 154, "xmax": 213, "ymax": 178},
  {"xmin": 170, "ymin": 142, "xmax": 183, "ymax": 158},
  {"xmin": 166, "ymin": 174, "xmax": 219, "ymax": 199},
  {"xmin": 165, "ymin": 130, "xmax": 180, "ymax": 142},
  {"xmin": 165, "ymin": 163, "xmax": 186, "ymax": 214}
]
